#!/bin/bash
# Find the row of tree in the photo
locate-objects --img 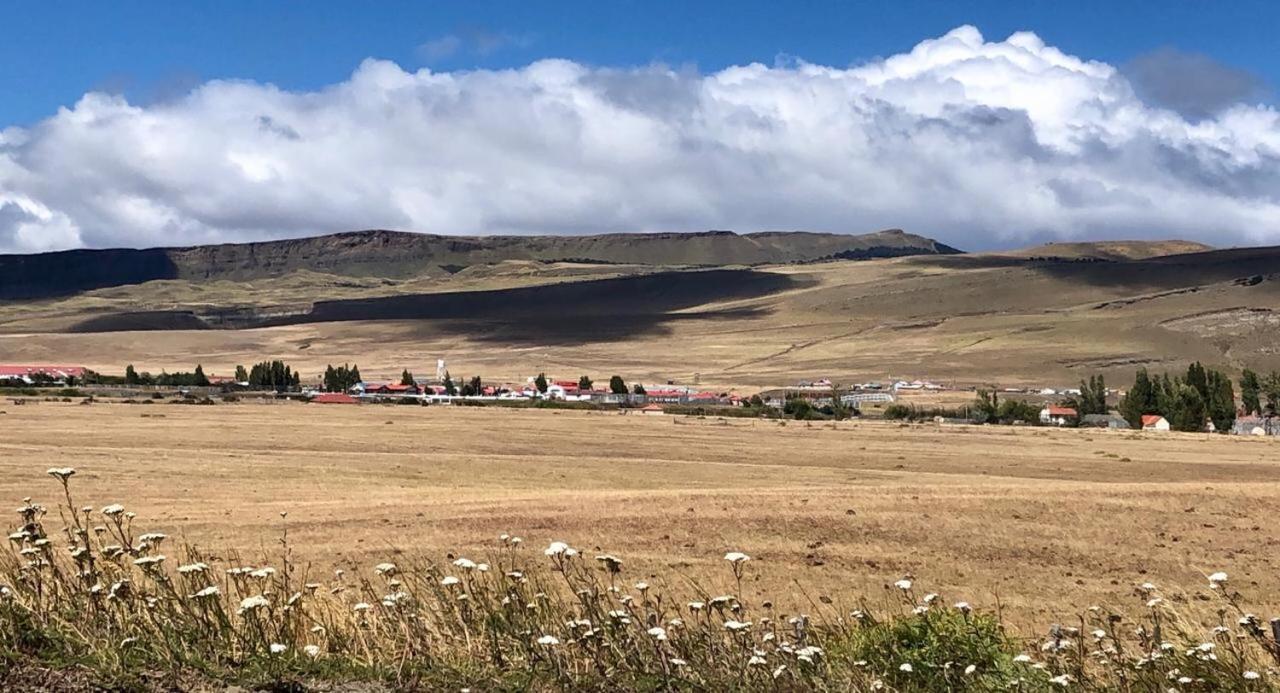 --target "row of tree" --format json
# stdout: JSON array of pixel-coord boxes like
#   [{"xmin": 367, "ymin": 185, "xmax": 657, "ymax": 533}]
[
  {"xmin": 247, "ymin": 360, "xmax": 301, "ymax": 391},
  {"xmin": 124, "ymin": 364, "xmax": 211, "ymax": 387},
  {"xmin": 323, "ymin": 364, "xmax": 362, "ymax": 393},
  {"xmin": 1237, "ymin": 369, "xmax": 1280, "ymax": 417},
  {"xmin": 1118, "ymin": 363, "xmax": 1235, "ymax": 432},
  {"xmin": 971, "ymin": 389, "xmax": 1041, "ymax": 425}
]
